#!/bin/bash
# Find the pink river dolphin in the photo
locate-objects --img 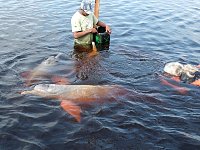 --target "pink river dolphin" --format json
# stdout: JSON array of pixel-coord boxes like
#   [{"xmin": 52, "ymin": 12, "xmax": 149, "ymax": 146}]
[
  {"xmin": 21, "ymin": 53, "xmax": 65, "ymax": 86},
  {"xmin": 21, "ymin": 84, "xmax": 128, "ymax": 122}
]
